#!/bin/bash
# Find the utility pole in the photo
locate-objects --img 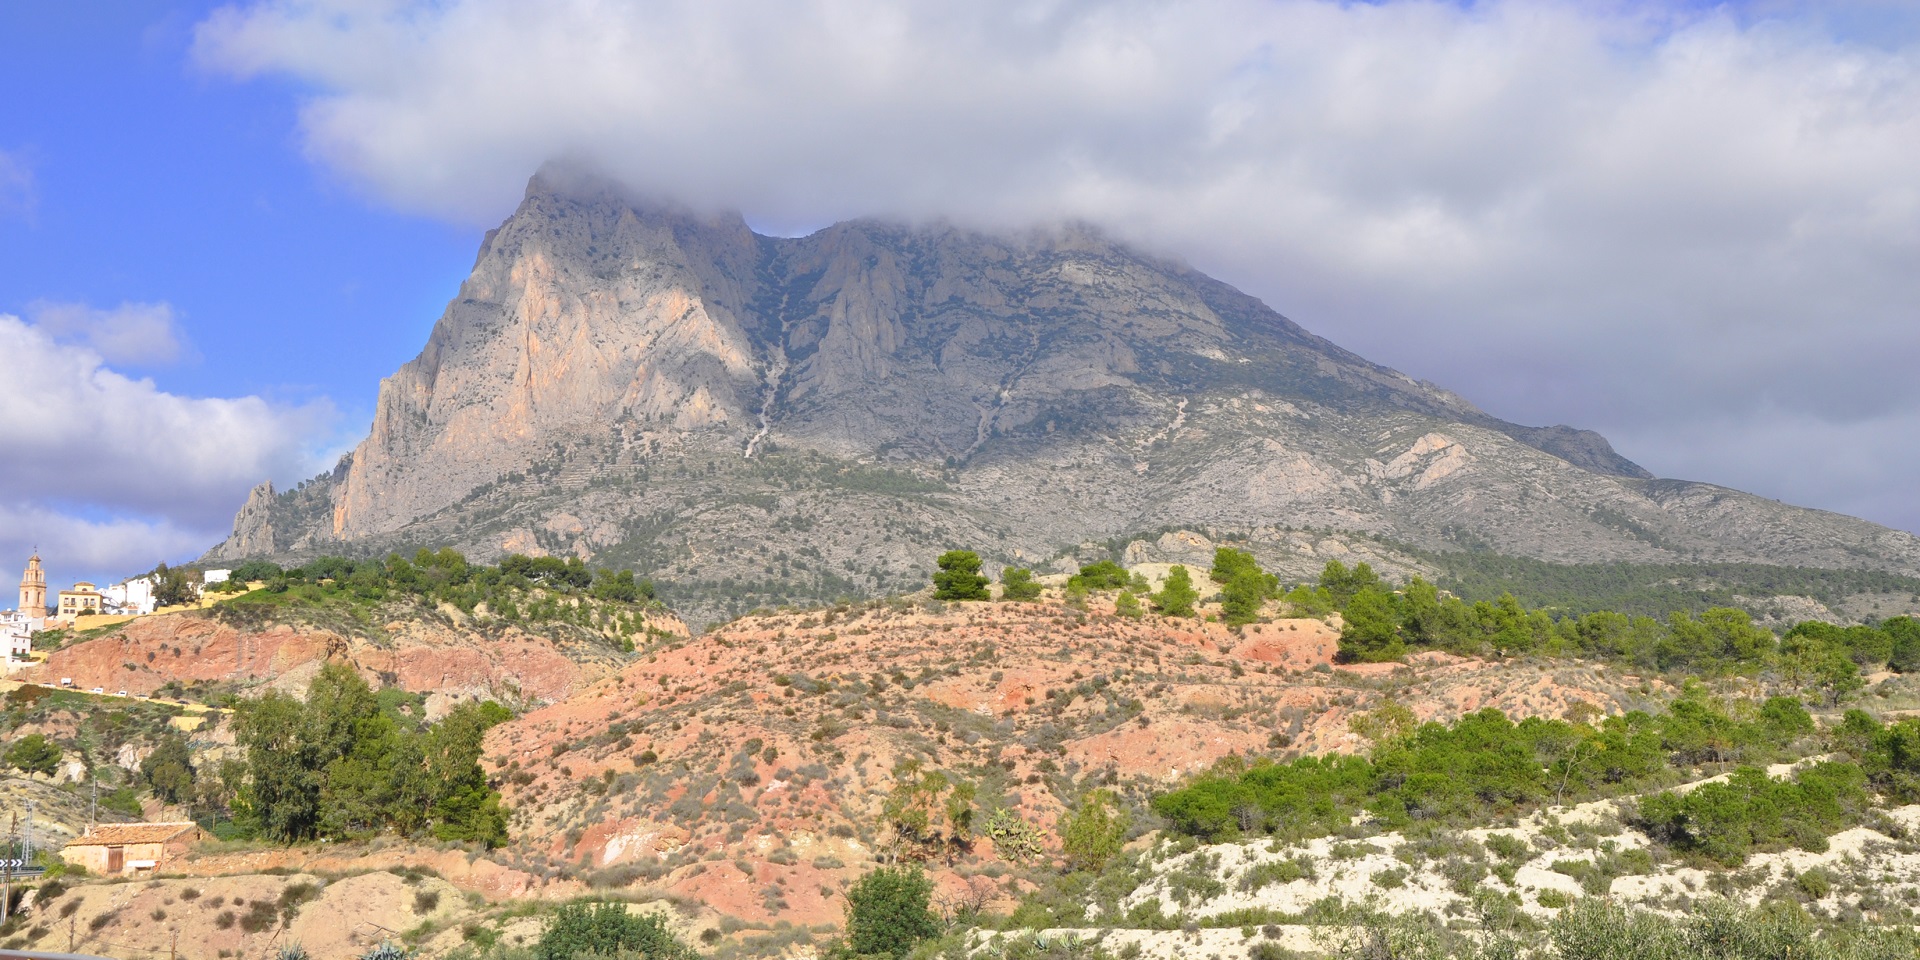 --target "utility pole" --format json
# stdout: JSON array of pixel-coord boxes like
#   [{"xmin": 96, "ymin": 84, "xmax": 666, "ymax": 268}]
[
  {"xmin": 3, "ymin": 810, "xmax": 16, "ymax": 926},
  {"xmin": 24, "ymin": 800, "xmax": 32, "ymax": 861},
  {"xmin": 90, "ymin": 778, "xmax": 97, "ymax": 827}
]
